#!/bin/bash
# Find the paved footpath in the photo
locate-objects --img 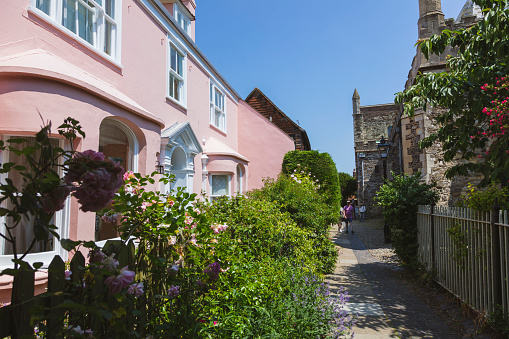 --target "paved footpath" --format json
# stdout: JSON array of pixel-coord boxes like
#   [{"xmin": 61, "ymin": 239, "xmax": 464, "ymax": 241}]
[{"xmin": 327, "ymin": 223, "xmax": 462, "ymax": 339}]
